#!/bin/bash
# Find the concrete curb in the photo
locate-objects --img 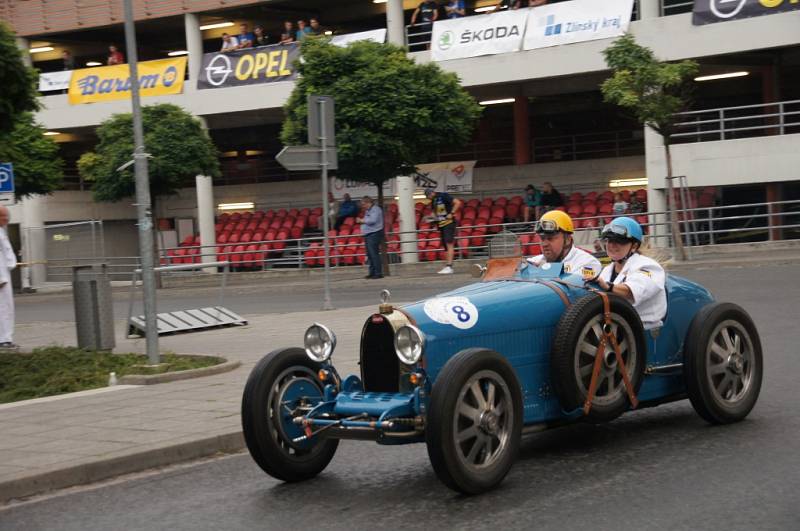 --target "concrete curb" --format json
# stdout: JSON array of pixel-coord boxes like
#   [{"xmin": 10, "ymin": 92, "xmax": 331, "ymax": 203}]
[
  {"xmin": 0, "ymin": 431, "xmax": 245, "ymax": 504},
  {"xmin": 118, "ymin": 360, "xmax": 241, "ymax": 385}
]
